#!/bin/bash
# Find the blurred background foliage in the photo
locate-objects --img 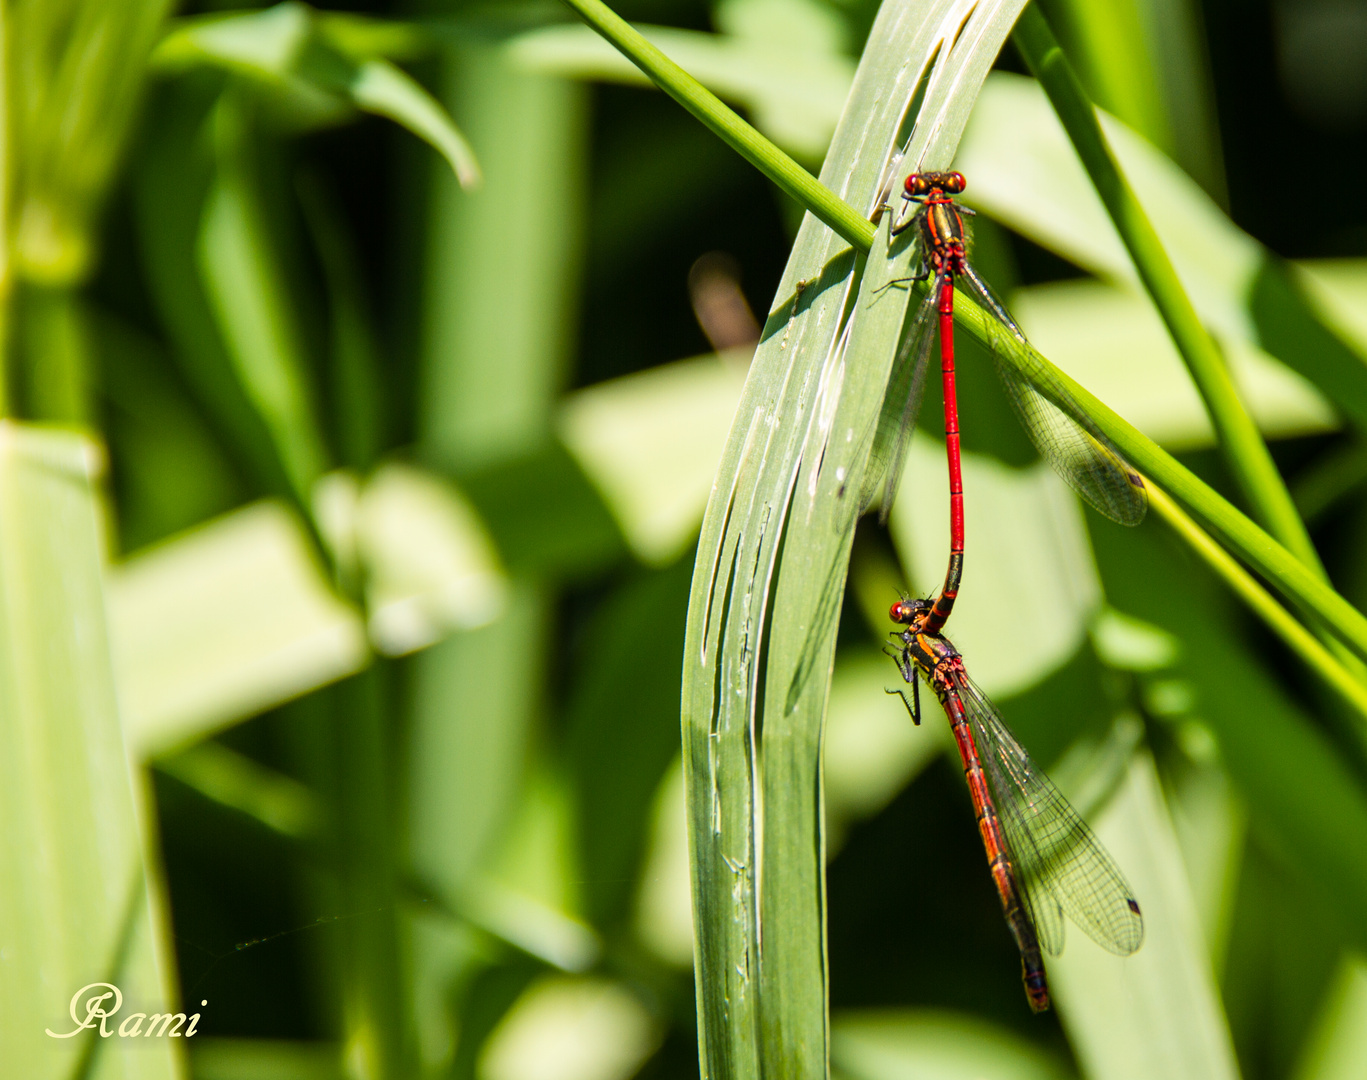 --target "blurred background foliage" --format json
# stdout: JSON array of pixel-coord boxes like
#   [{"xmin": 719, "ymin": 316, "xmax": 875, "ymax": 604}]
[{"xmin": 6, "ymin": 0, "xmax": 1367, "ymax": 1078}]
